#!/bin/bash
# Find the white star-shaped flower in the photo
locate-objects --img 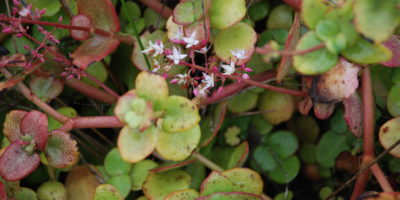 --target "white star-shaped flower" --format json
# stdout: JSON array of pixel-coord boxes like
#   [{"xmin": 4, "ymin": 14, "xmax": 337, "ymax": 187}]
[
  {"xmin": 170, "ymin": 73, "xmax": 188, "ymax": 85},
  {"xmin": 230, "ymin": 49, "xmax": 247, "ymax": 60},
  {"xmin": 167, "ymin": 47, "xmax": 187, "ymax": 65},
  {"xmin": 202, "ymin": 72, "xmax": 214, "ymax": 89},
  {"xmin": 182, "ymin": 31, "xmax": 199, "ymax": 48},
  {"xmin": 141, "ymin": 40, "xmax": 164, "ymax": 57},
  {"xmin": 220, "ymin": 61, "xmax": 235, "ymax": 75}
]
